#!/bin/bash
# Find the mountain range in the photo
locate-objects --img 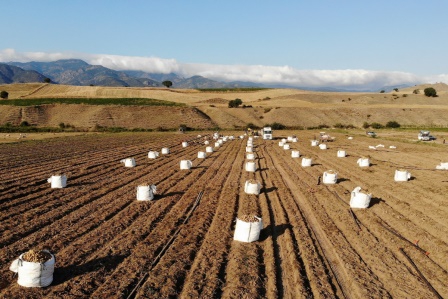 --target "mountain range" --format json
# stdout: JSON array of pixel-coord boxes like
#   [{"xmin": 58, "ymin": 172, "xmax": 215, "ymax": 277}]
[
  {"xmin": 1, "ymin": 59, "xmax": 410, "ymax": 92},
  {"xmin": 1, "ymin": 59, "xmax": 260, "ymax": 89}
]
